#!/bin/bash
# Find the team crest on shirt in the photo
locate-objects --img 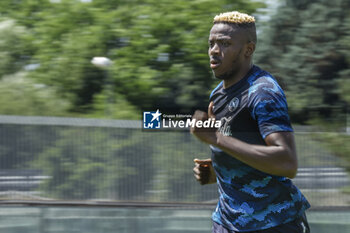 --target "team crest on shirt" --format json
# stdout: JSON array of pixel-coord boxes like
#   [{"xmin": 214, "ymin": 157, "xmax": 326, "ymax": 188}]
[{"xmin": 228, "ymin": 97, "xmax": 240, "ymax": 112}]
